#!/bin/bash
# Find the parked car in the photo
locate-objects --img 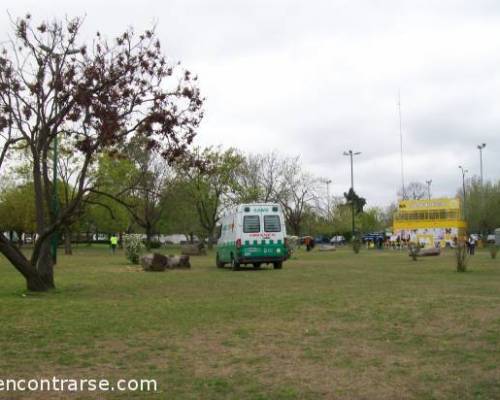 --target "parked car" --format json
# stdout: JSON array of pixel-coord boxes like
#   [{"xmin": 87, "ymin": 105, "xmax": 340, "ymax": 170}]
[
  {"xmin": 314, "ymin": 235, "xmax": 330, "ymax": 244},
  {"xmin": 330, "ymin": 235, "xmax": 346, "ymax": 245}
]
